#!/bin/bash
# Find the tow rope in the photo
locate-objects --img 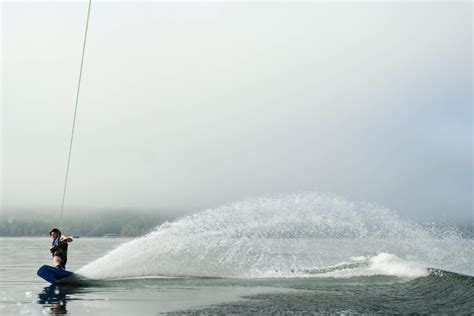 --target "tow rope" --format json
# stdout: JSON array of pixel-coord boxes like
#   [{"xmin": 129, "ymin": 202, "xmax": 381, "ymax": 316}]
[{"xmin": 58, "ymin": 0, "xmax": 92, "ymax": 228}]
